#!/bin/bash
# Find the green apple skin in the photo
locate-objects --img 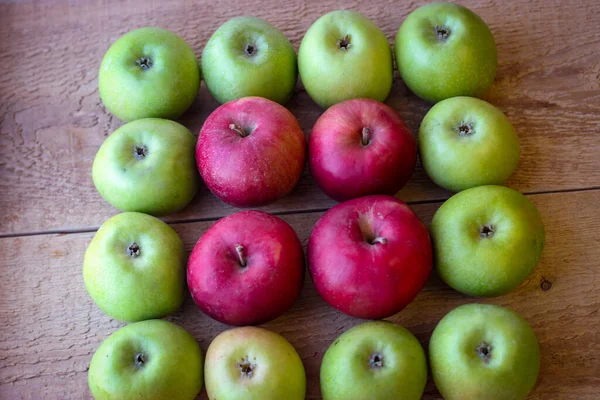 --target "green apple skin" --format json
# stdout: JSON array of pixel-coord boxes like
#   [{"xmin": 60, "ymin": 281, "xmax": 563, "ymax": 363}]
[
  {"xmin": 430, "ymin": 303, "xmax": 540, "ymax": 400},
  {"xmin": 202, "ymin": 16, "xmax": 297, "ymax": 105},
  {"xmin": 395, "ymin": 2, "xmax": 497, "ymax": 103},
  {"xmin": 431, "ymin": 185, "xmax": 545, "ymax": 297},
  {"xmin": 89, "ymin": 320, "xmax": 204, "ymax": 400},
  {"xmin": 298, "ymin": 10, "xmax": 393, "ymax": 109},
  {"xmin": 205, "ymin": 326, "xmax": 306, "ymax": 400},
  {"xmin": 92, "ymin": 118, "xmax": 199, "ymax": 216},
  {"xmin": 83, "ymin": 212, "xmax": 185, "ymax": 322},
  {"xmin": 419, "ymin": 96, "xmax": 519, "ymax": 192},
  {"xmin": 99, "ymin": 27, "xmax": 200, "ymax": 121},
  {"xmin": 321, "ymin": 321, "xmax": 427, "ymax": 400}
]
